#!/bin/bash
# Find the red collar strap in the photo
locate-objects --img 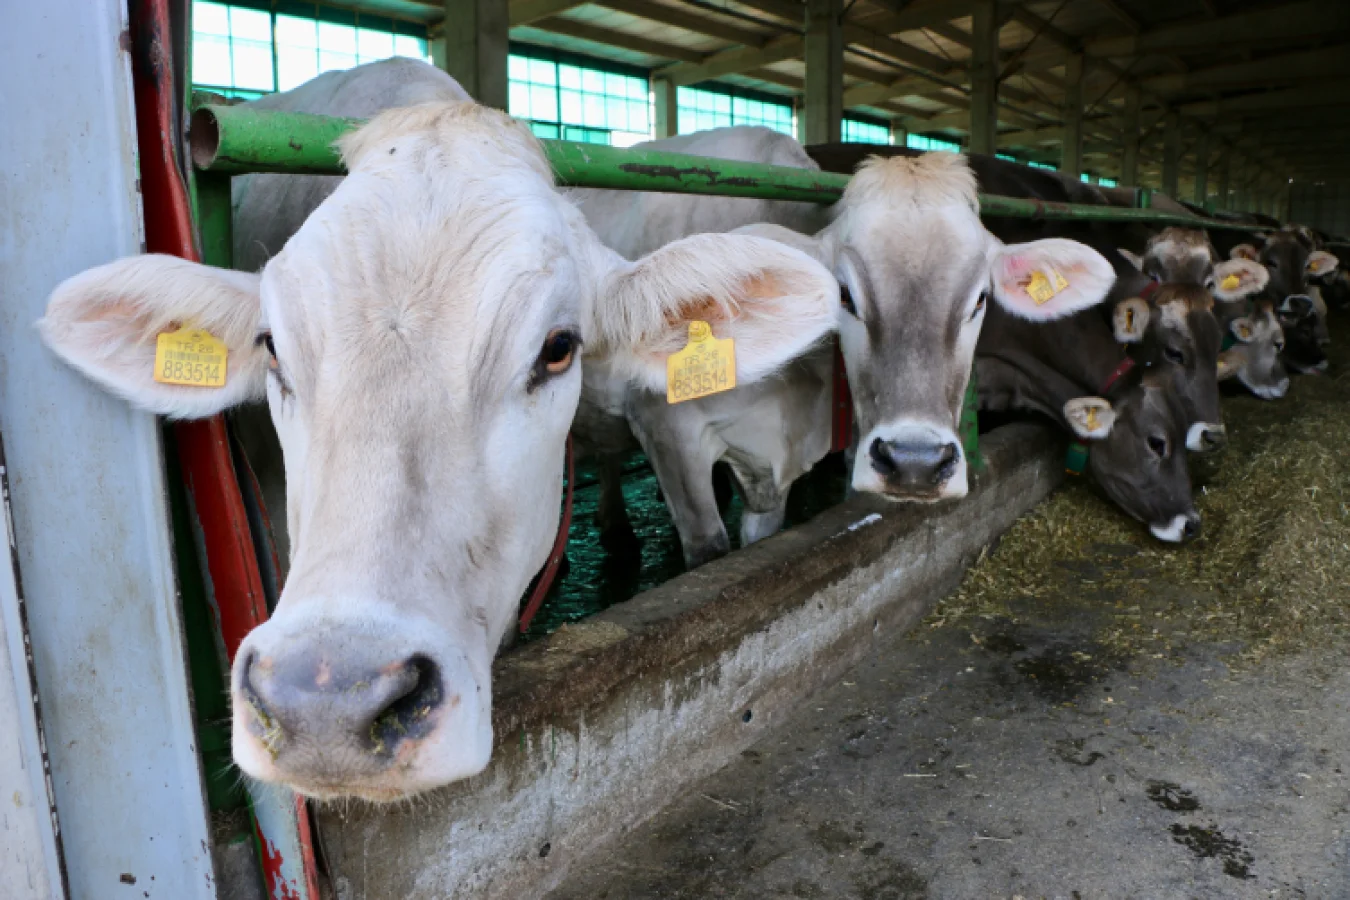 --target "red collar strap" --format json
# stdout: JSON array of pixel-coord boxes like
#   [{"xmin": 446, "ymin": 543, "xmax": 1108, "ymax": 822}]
[
  {"xmin": 1138, "ymin": 277, "xmax": 1161, "ymax": 301},
  {"xmin": 519, "ymin": 435, "xmax": 575, "ymax": 633},
  {"xmin": 1101, "ymin": 356, "xmax": 1137, "ymax": 395}
]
